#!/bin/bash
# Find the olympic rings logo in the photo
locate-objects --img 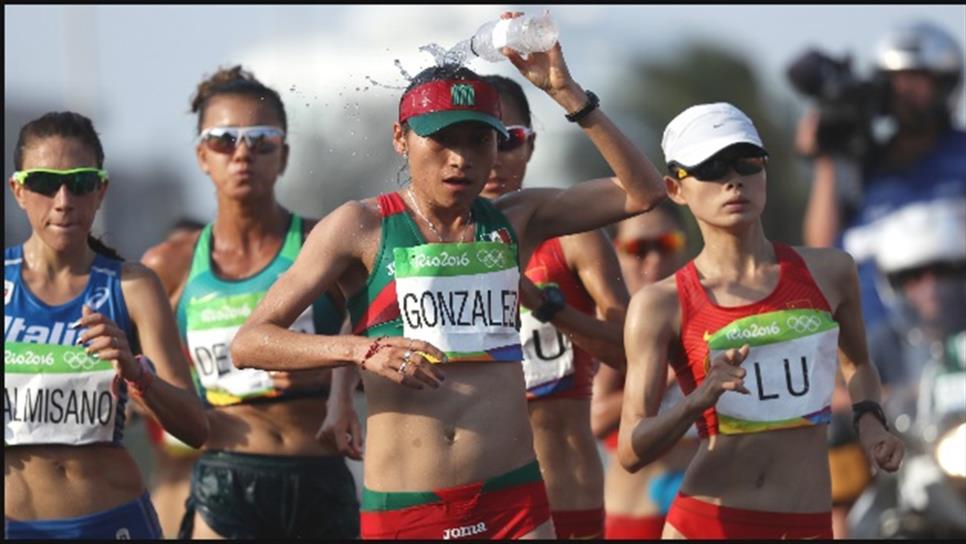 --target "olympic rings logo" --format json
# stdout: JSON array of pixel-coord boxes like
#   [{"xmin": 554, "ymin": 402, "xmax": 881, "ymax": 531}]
[
  {"xmin": 477, "ymin": 249, "xmax": 505, "ymax": 269},
  {"xmin": 786, "ymin": 315, "xmax": 821, "ymax": 334},
  {"xmin": 64, "ymin": 351, "xmax": 100, "ymax": 371}
]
